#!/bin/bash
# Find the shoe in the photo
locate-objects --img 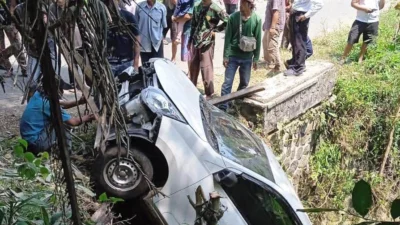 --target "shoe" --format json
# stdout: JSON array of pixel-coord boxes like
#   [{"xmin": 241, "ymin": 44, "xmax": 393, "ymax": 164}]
[
  {"xmin": 273, "ymin": 65, "xmax": 282, "ymax": 72},
  {"xmin": 21, "ymin": 70, "xmax": 28, "ymax": 77},
  {"xmin": 284, "ymin": 68, "xmax": 304, "ymax": 76},
  {"xmin": 163, "ymin": 39, "xmax": 169, "ymax": 45},
  {"xmin": 284, "ymin": 60, "xmax": 290, "ymax": 69}
]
